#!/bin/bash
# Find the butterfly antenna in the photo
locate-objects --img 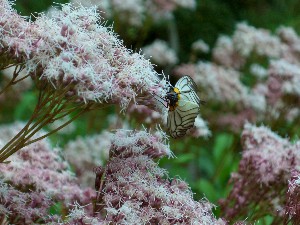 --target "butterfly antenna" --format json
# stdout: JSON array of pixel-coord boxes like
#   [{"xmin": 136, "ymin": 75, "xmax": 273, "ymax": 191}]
[{"xmin": 150, "ymin": 91, "xmax": 168, "ymax": 108}]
